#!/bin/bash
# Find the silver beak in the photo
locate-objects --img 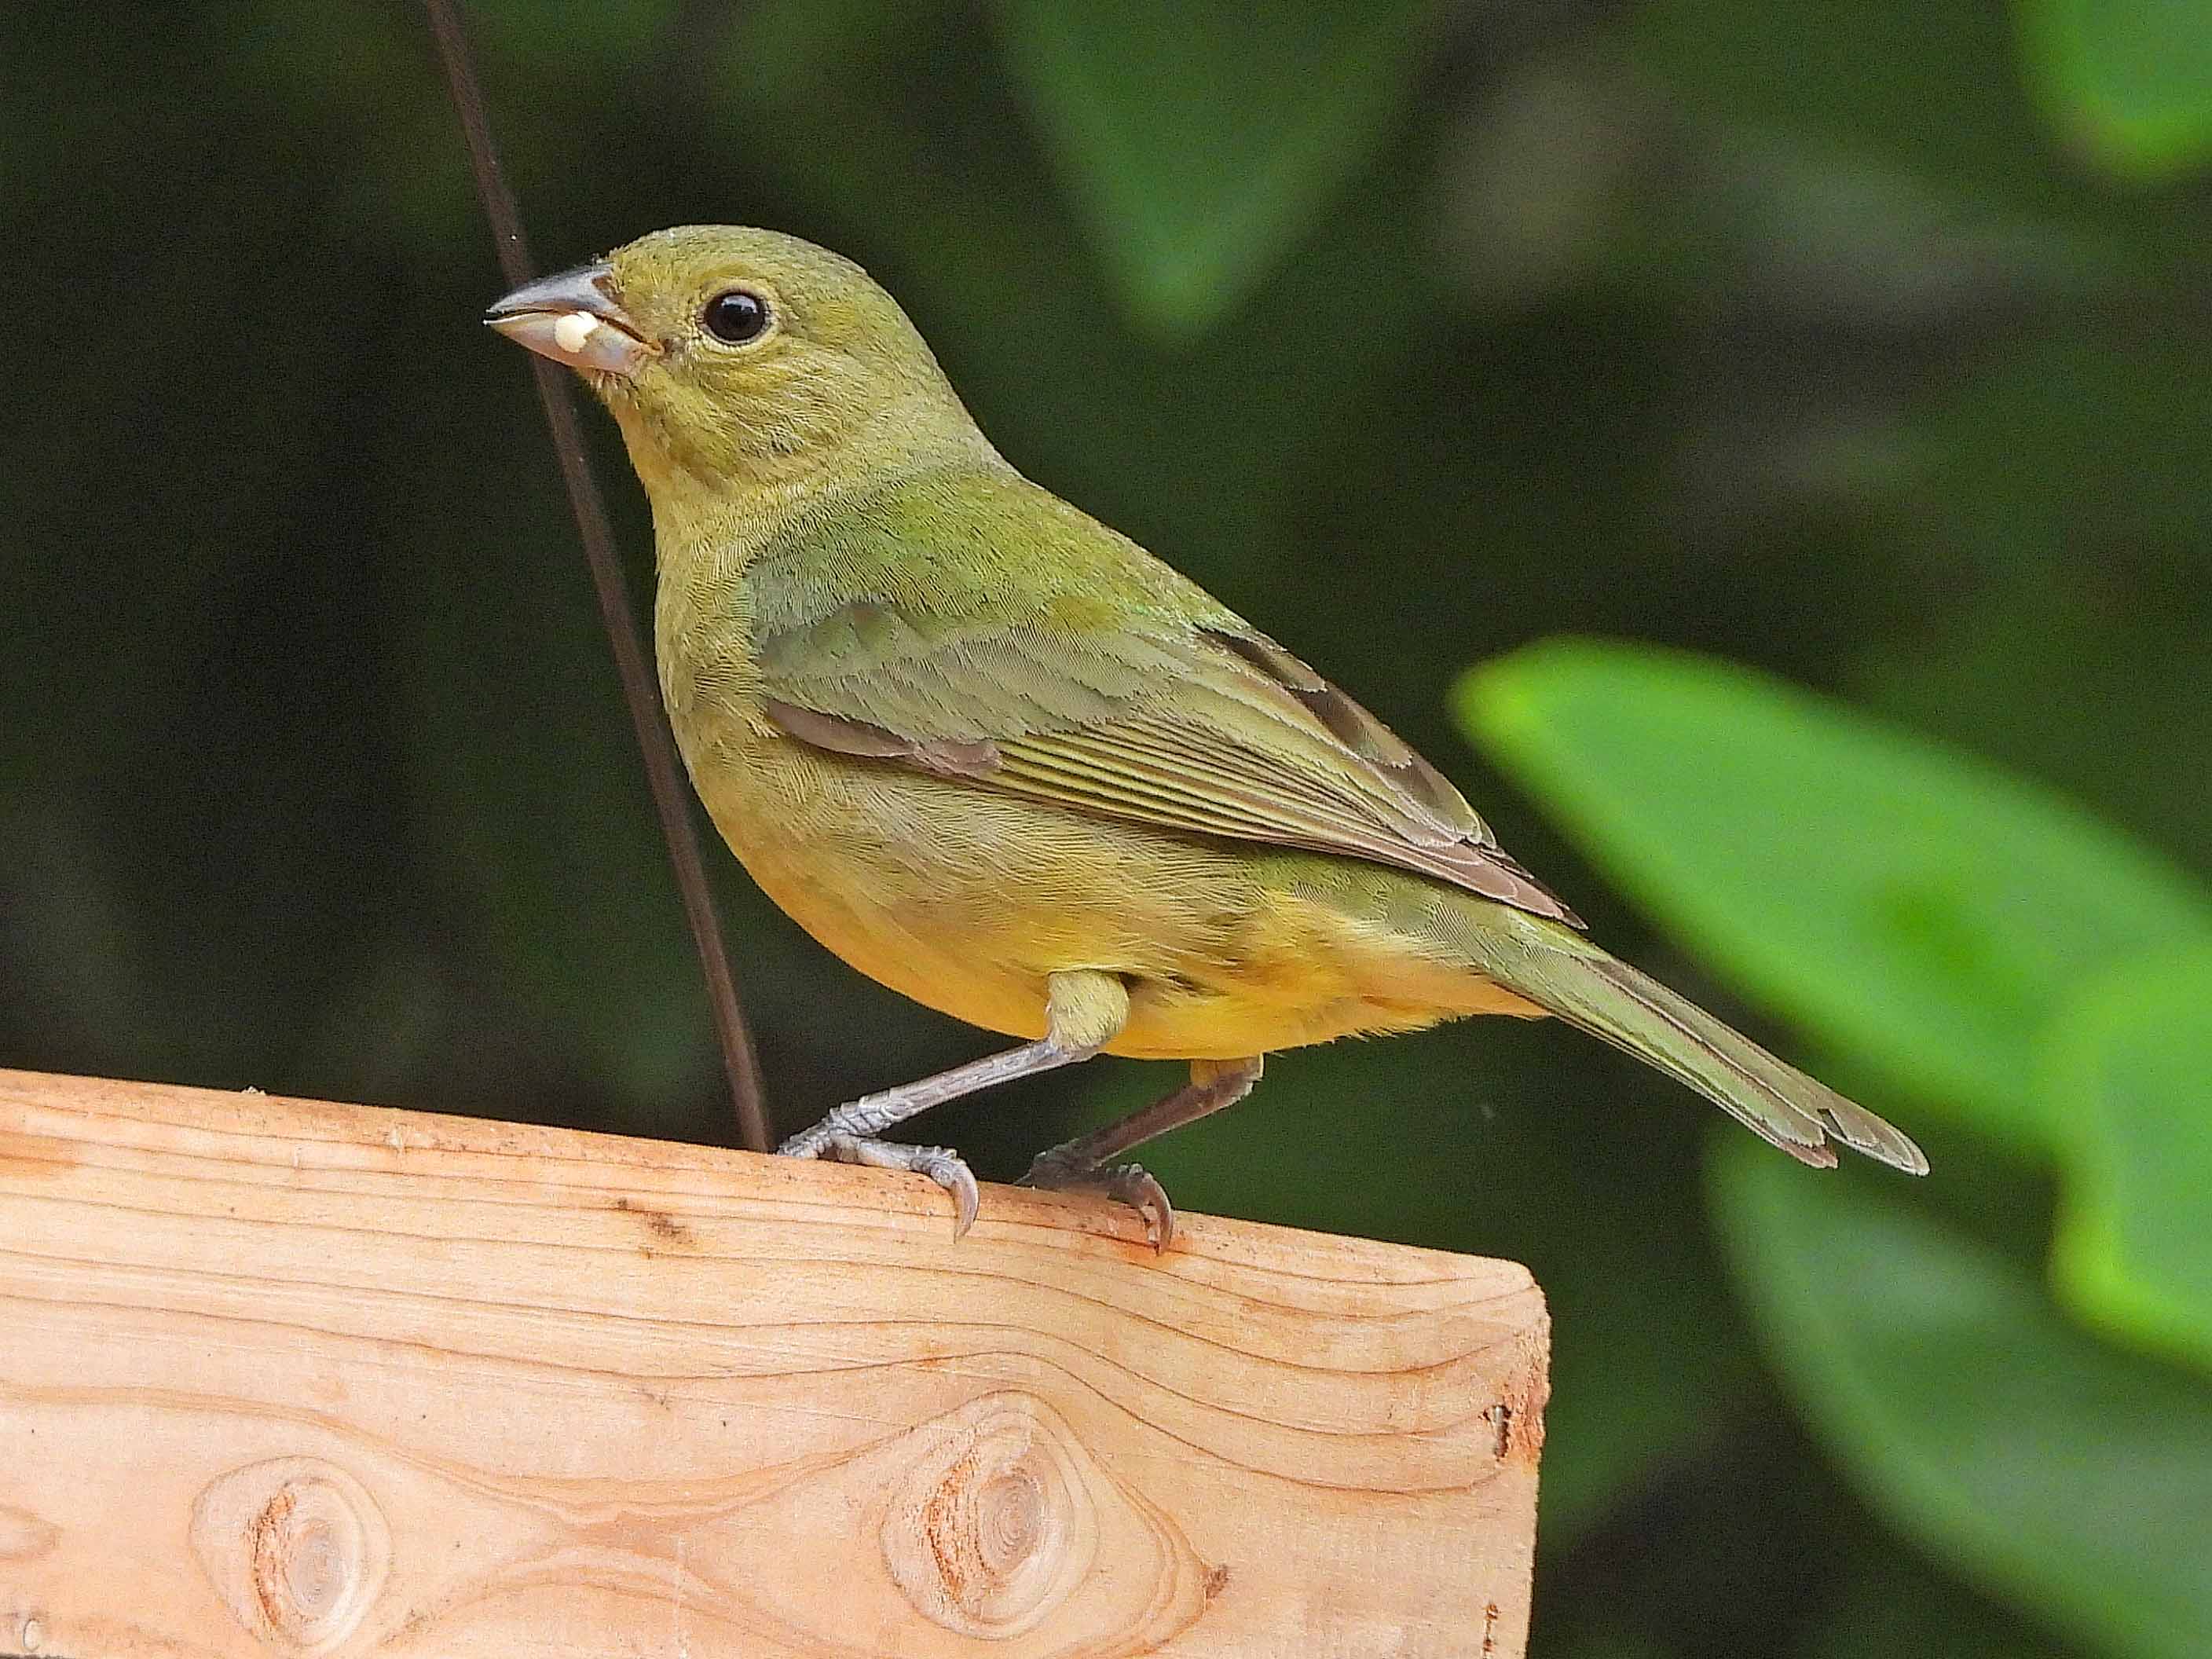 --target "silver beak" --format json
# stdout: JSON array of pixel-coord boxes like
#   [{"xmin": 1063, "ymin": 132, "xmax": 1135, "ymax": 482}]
[{"xmin": 485, "ymin": 262, "xmax": 654, "ymax": 379}]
